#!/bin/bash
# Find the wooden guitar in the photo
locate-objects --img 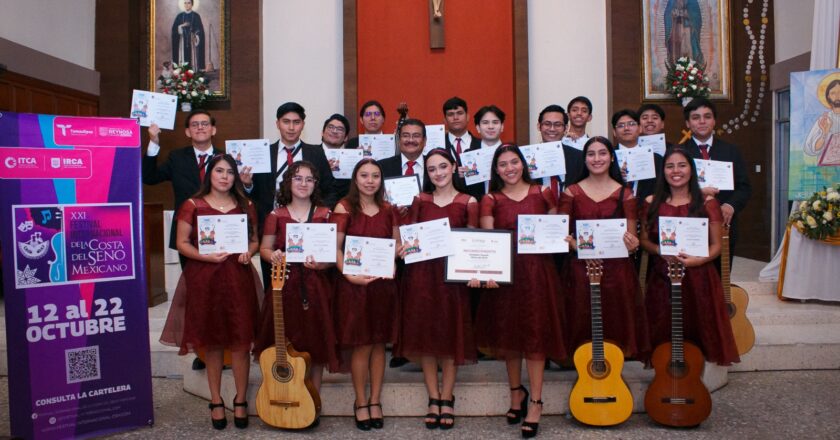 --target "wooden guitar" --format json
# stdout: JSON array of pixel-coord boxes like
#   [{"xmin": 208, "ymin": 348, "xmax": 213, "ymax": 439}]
[
  {"xmin": 256, "ymin": 257, "xmax": 321, "ymax": 429},
  {"xmin": 569, "ymin": 260, "xmax": 633, "ymax": 426},
  {"xmin": 645, "ymin": 261, "xmax": 712, "ymax": 427},
  {"xmin": 722, "ymin": 224, "xmax": 755, "ymax": 355}
]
